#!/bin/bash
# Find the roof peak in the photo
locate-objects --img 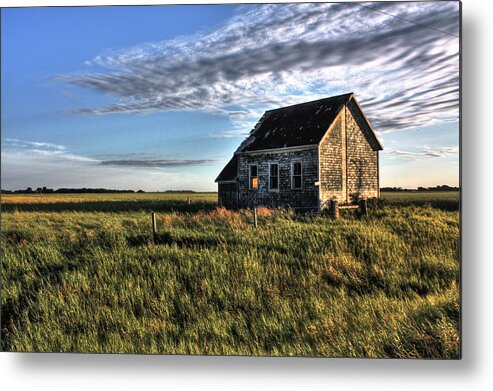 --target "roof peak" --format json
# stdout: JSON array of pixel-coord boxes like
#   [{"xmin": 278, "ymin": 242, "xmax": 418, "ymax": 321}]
[{"xmin": 265, "ymin": 92, "xmax": 354, "ymax": 113}]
